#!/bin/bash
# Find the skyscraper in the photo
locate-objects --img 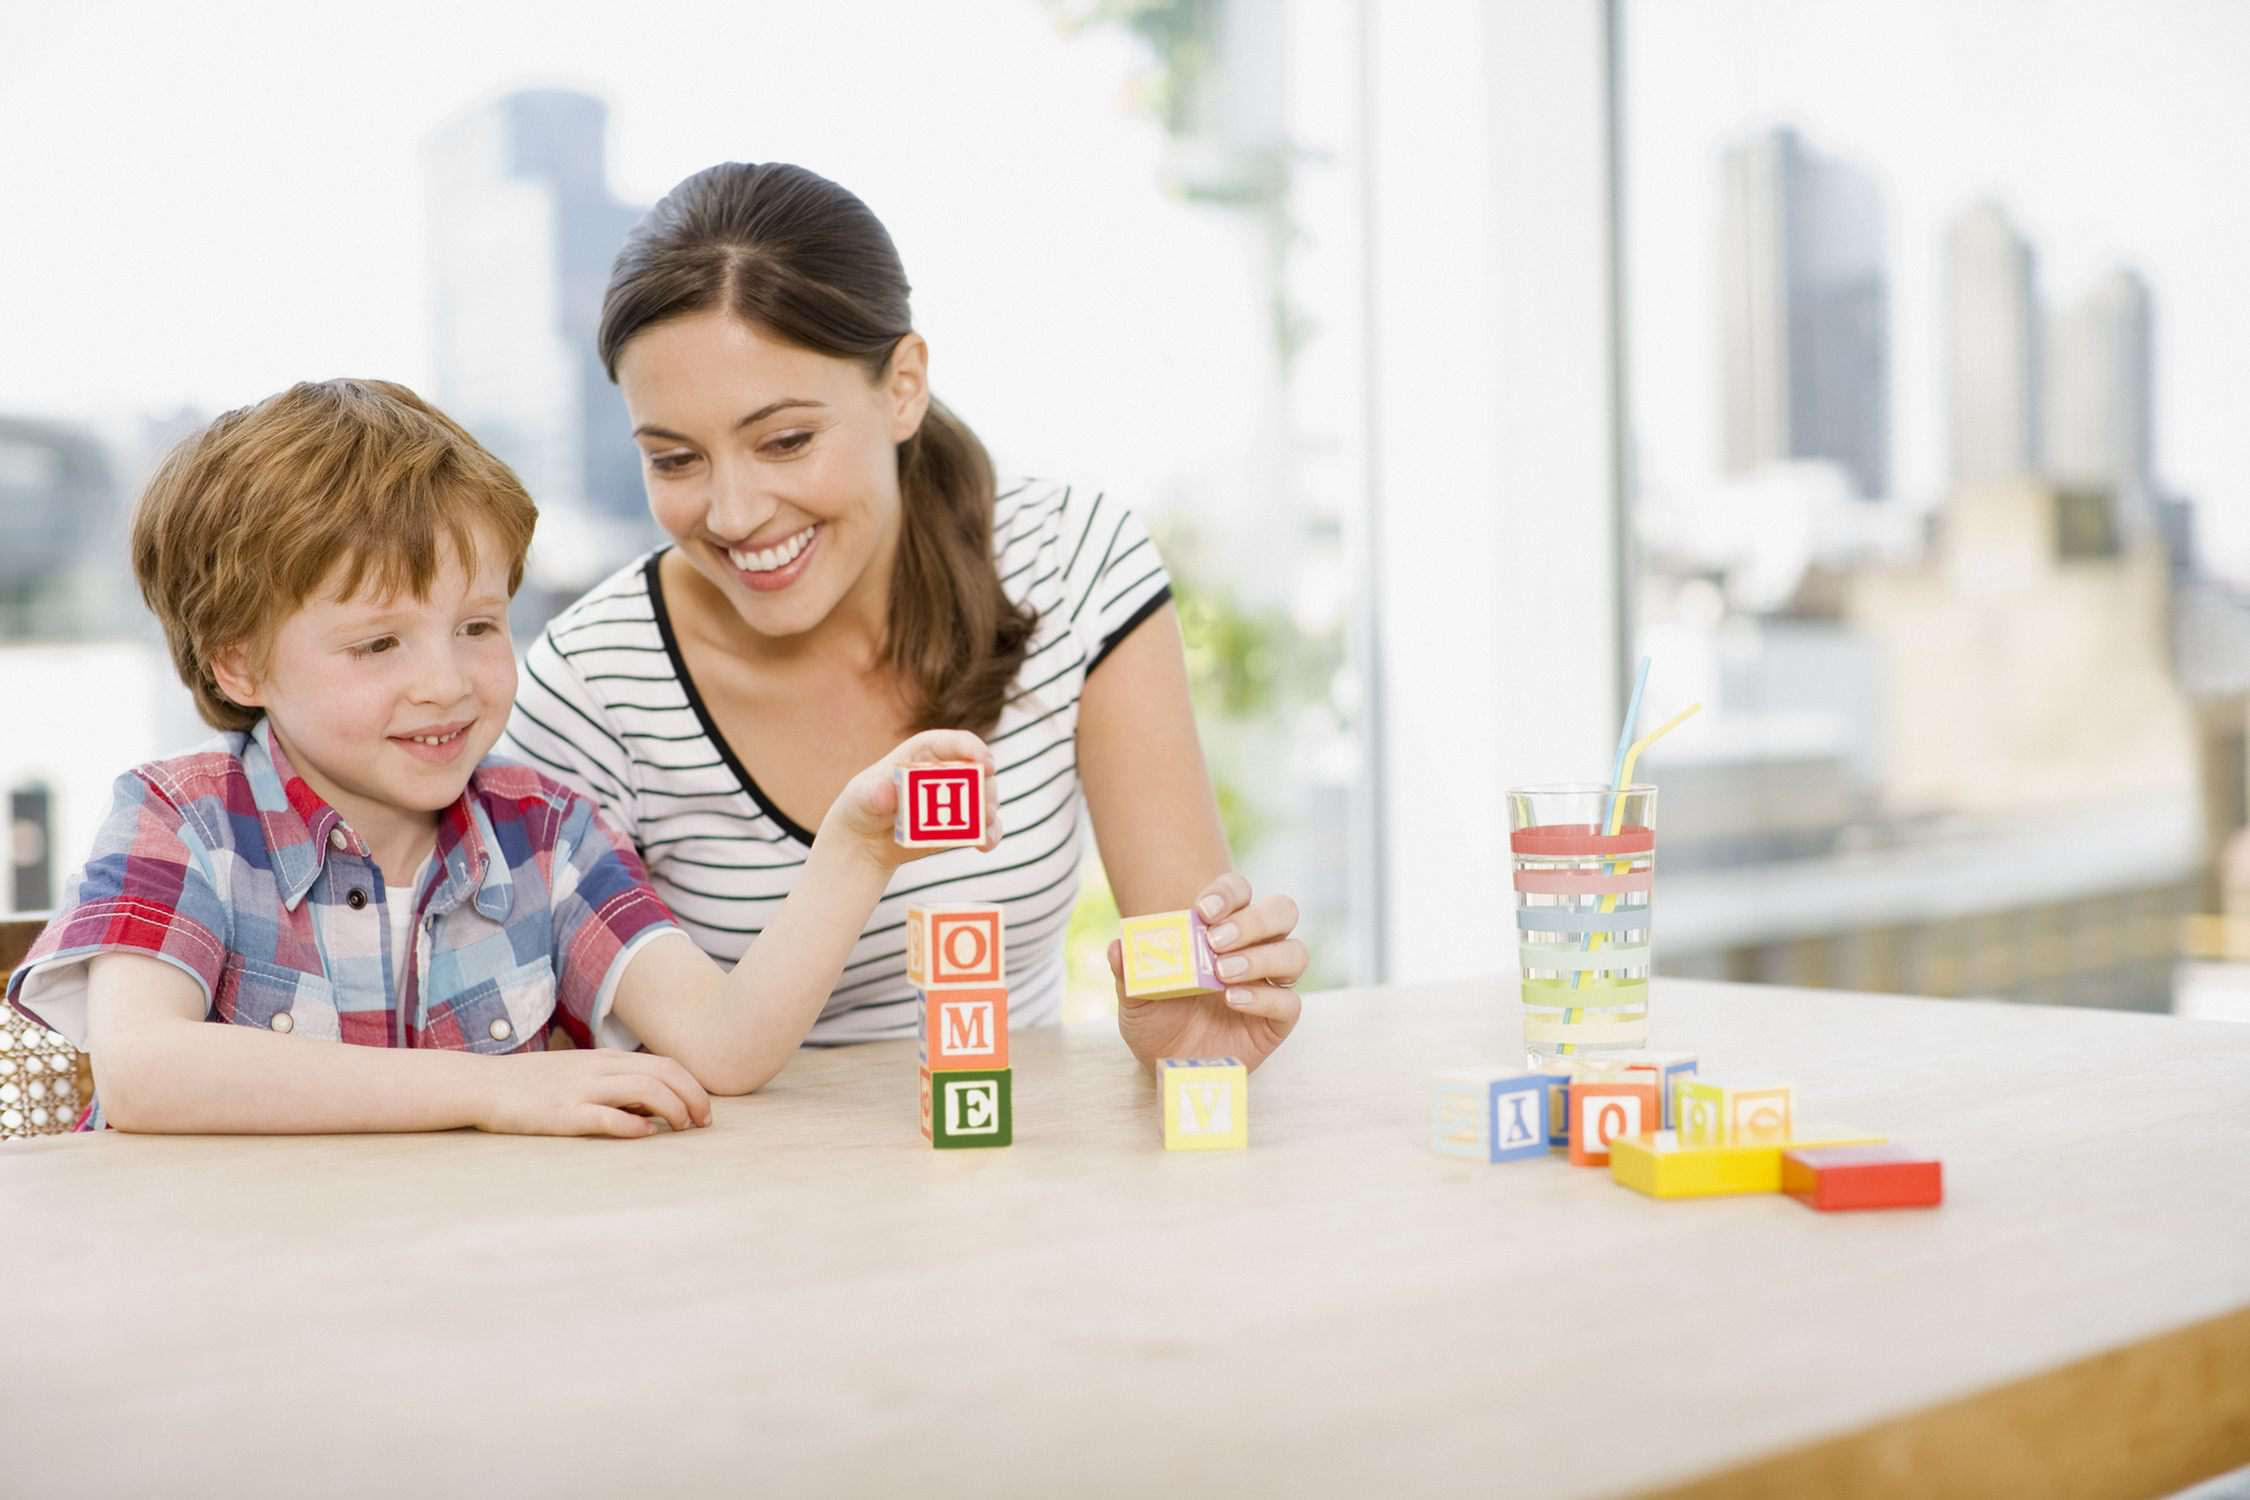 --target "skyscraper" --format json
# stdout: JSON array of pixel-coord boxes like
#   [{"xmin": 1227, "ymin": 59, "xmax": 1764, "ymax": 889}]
[
  {"xmin": 1946, "ymin": 201, "xmax": 2040, "ymax": 488},
  {"xmin": 1719, "ymin": 127, "xmax": 1890, "ymax": 499},
  {"xmin": 424, "ymin": 90, "xmax": 646, "ymax": 523},
  {"xmin": 2046, "ymin": 268, "xmax": 2156, "ymax": 538}
]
